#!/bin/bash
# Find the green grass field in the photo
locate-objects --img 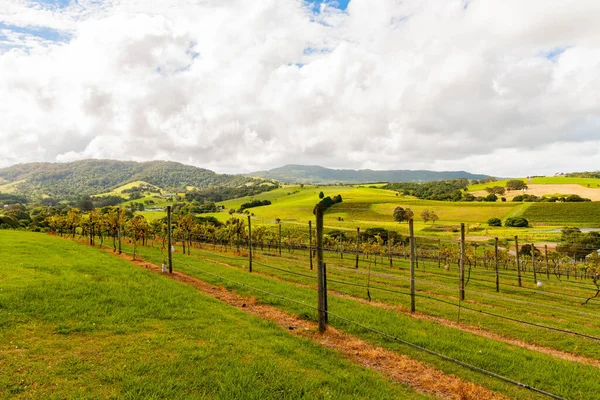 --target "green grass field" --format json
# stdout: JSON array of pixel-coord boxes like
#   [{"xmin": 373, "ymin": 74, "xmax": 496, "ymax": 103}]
[{"xmin": 0, "ymin": 231, "xmax": 430, "ymax": 399}]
